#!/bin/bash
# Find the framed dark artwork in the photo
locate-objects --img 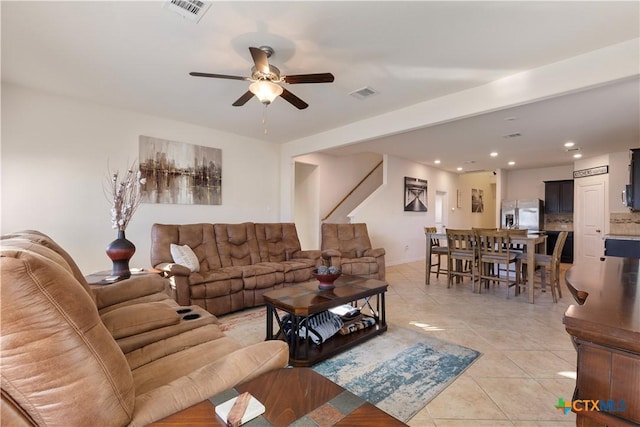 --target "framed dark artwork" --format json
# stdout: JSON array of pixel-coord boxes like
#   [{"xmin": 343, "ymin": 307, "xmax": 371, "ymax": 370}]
[
  {"xmin": 404, "ymin": 177, "xmax": 428, "ymax": 212},
  {"xmin": 139, "ymin": 135, "xmax": 222, "ymax": 205},
  {"xmin": 471, "ymin": 188, "xmax": 484, "ymax": 213}
]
